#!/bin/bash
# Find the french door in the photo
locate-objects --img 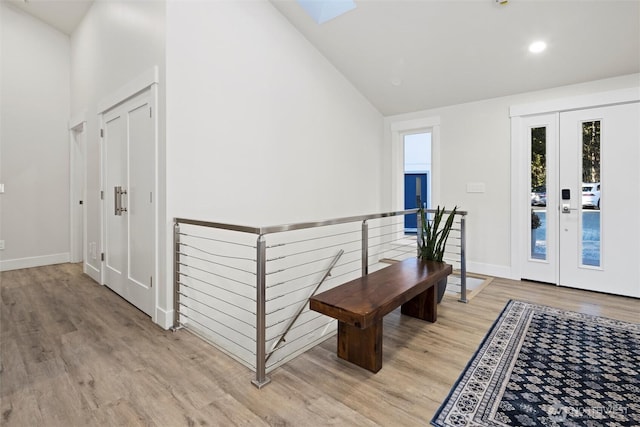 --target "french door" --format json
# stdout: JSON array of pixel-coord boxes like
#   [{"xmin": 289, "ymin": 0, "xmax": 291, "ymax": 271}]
[
  {"xmin": 522, "ymin": 102, "xmax": 640, "ymax": 298},
  {"xmin": 102, "ymin": 88, "xmax": 156, "ymax": 316}
]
